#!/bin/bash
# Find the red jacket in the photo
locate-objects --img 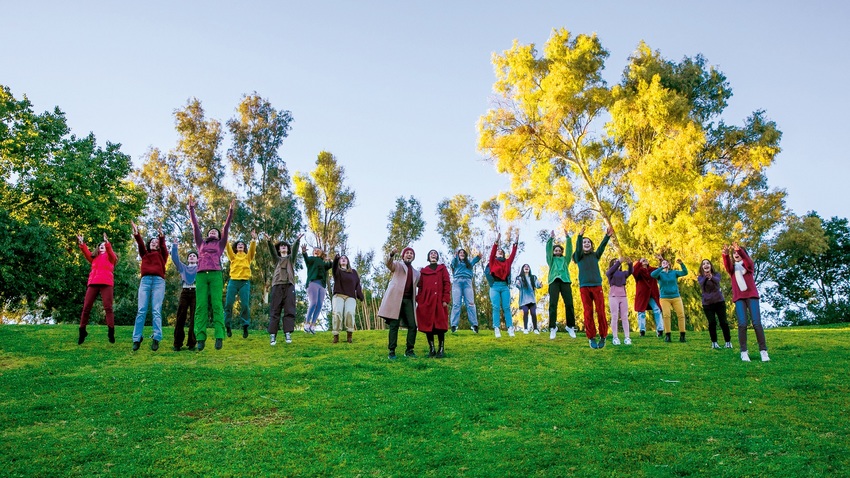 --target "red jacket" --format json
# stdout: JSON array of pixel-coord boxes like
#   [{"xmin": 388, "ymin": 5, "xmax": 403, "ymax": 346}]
[
  {"xmin": 135, "ymin": 233, "xmax": 167, "ymax": 278},
  {"xmin": 416, "ymin": 264, "xmax": 451, "ymax": 333},
  {"xmin": 80, "ymin": 242, "xmax": 117, "ymax": 286},
  {"xmin": 488, "ymin": 242, "xmax": 518, "ymax": 282},
  {"xmin": 722, "ymin": 247, "xmax": 759, "ymax": 301},
  {"xmin": 632, "ymin": 261, "xmax": 660, "ymax": 311}
]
